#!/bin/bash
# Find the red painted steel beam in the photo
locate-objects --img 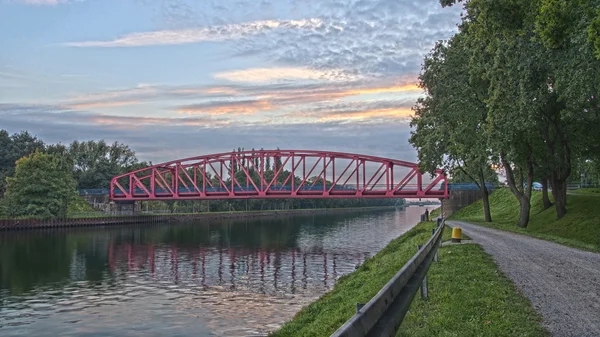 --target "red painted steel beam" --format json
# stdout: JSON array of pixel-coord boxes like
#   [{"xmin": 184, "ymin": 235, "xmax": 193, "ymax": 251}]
[{"xmin": 109, "ymin": 150, "xmax": 448, "ymax": 200}]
